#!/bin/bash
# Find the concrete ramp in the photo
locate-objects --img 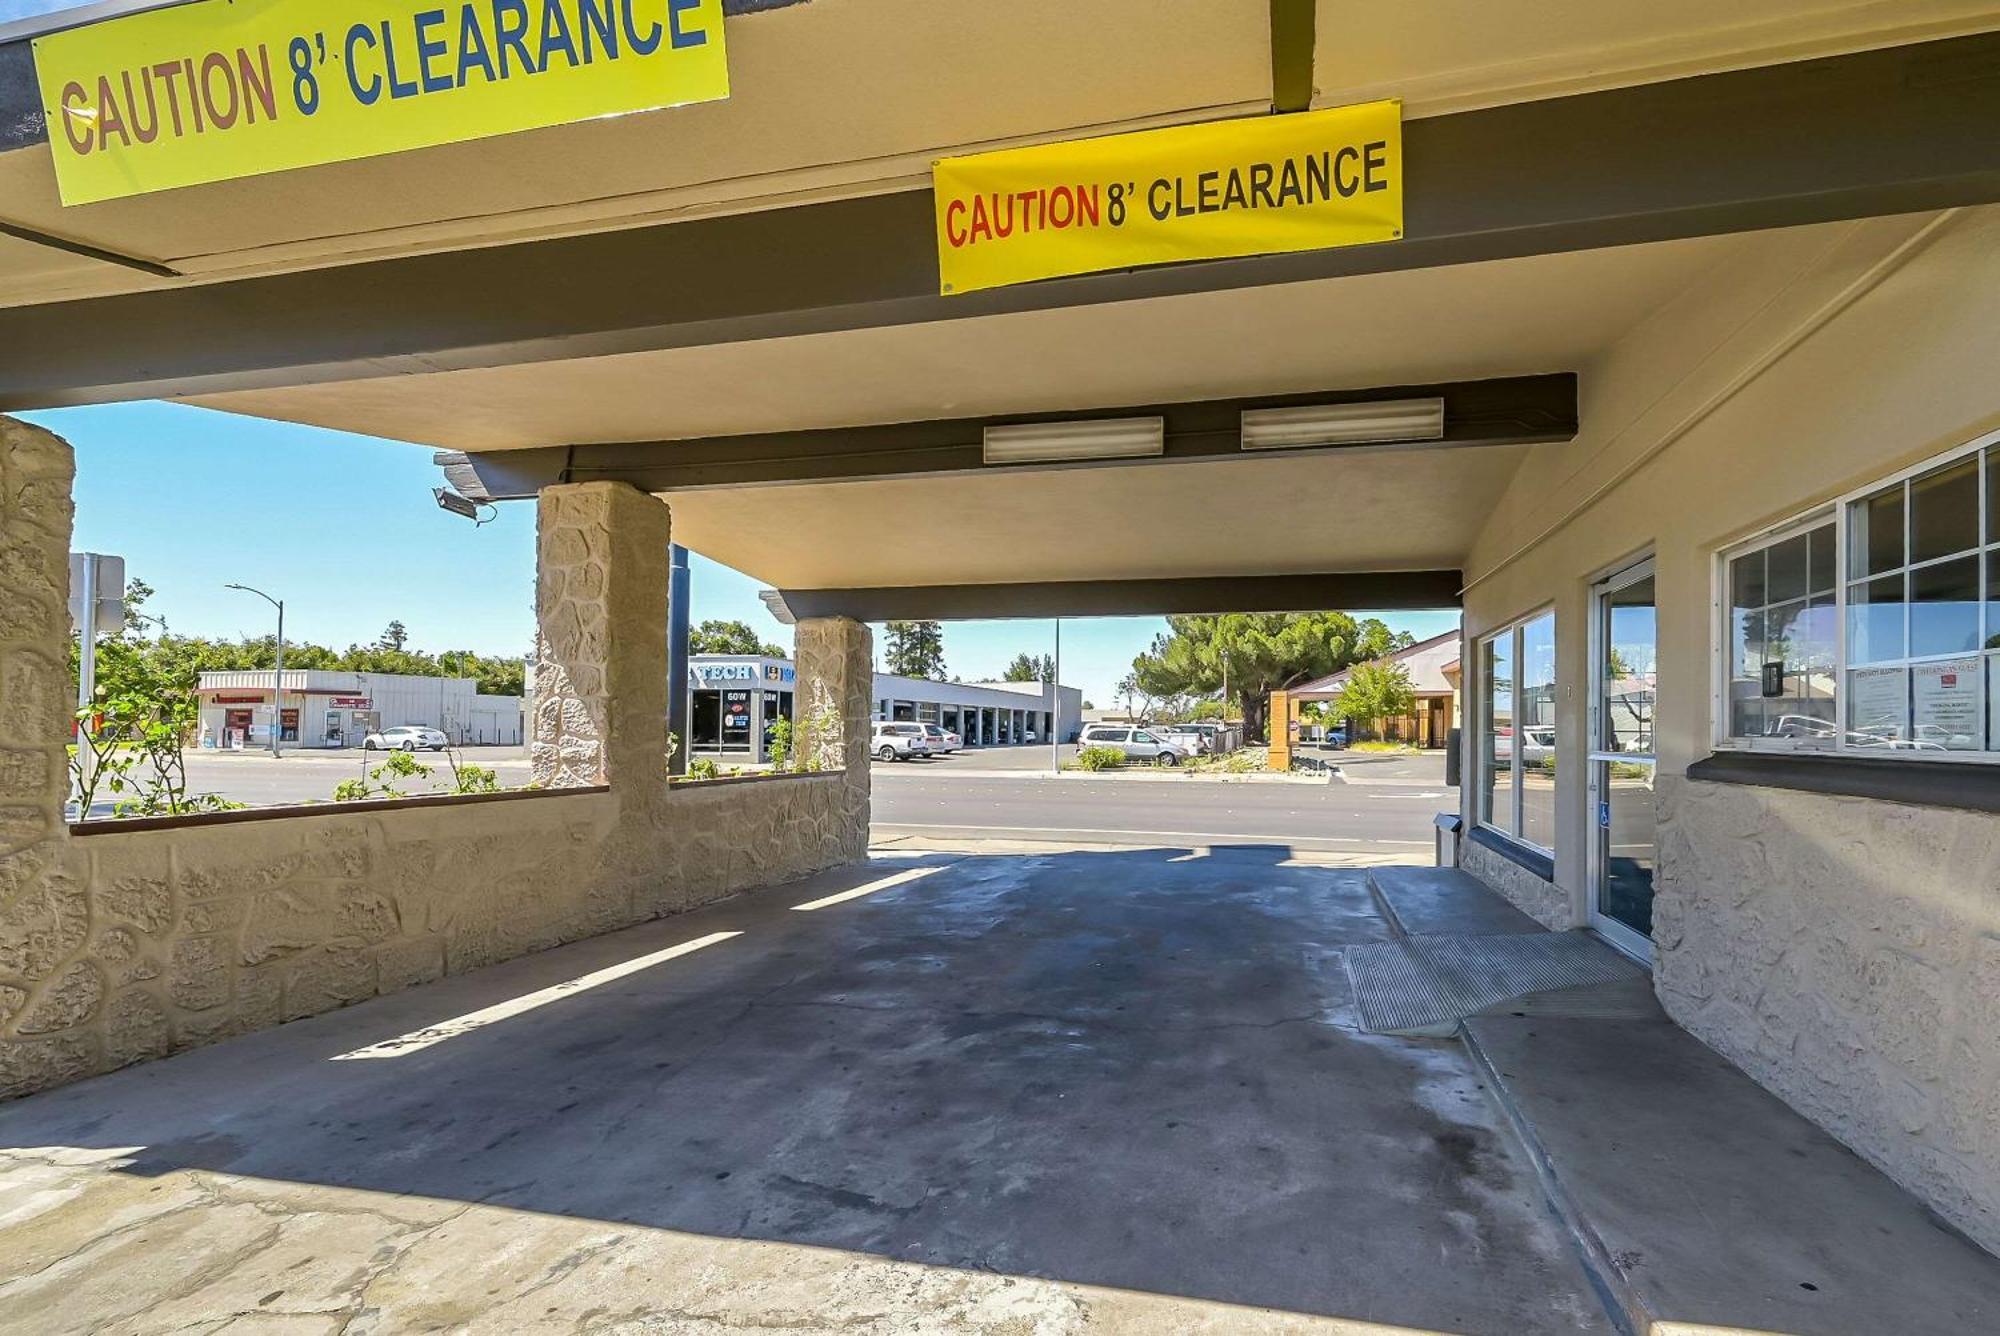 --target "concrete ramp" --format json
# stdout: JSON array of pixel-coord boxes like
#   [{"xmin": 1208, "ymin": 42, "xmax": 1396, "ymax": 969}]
[{"xmin": 1344, "ymin": 931, "xmax": 1645, "ymax": 1036}]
